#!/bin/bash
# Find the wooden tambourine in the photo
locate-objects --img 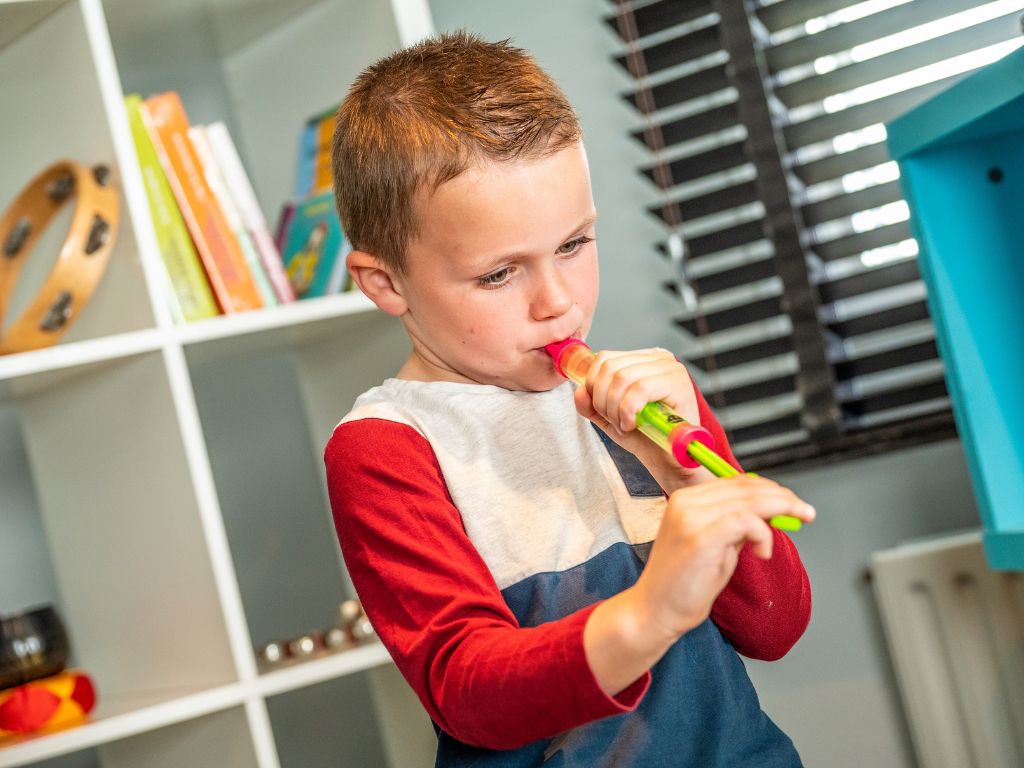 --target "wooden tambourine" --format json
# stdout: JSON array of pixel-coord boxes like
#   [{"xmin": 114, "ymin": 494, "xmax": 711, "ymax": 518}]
[{"xmin": 0, "ymin": 160, "xmax": 119, "ymax": 355}]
